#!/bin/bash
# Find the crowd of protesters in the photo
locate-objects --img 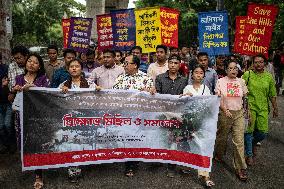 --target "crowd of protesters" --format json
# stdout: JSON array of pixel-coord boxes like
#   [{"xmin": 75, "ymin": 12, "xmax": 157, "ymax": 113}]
[{"xmin": 0, "ymin": 42, "xmax": 282, "ymax": 188}]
